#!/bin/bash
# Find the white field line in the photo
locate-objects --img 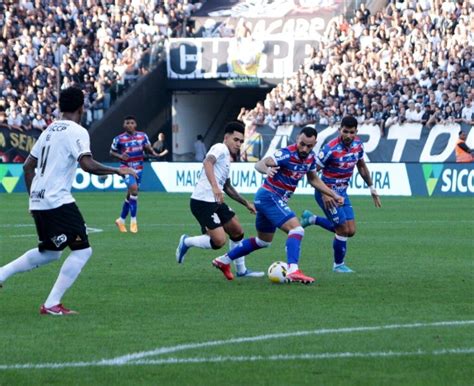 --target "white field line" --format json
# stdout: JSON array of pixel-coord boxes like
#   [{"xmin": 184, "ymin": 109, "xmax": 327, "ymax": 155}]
[
  {"xmin": 1, "ymin": 219, "xmax": 473, "ymax": 231},
  {"xmin": 0, "ymin": 320, "xmax": 472, "ymax": 371}
]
